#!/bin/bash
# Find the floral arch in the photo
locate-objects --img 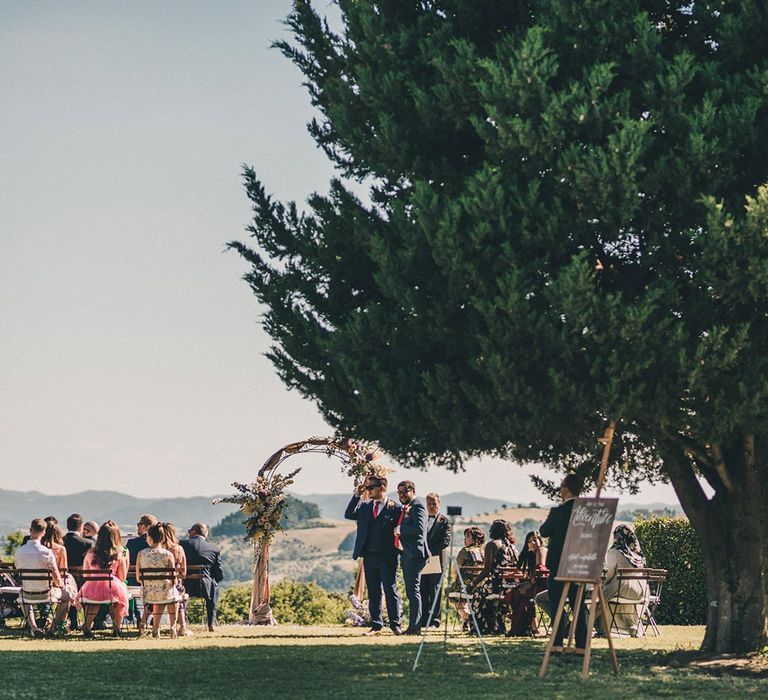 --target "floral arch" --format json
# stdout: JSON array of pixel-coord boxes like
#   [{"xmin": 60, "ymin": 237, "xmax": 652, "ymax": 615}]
[{"xmin": 216, "ymin": 437, "xmax": 390, "ymax": 624}]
